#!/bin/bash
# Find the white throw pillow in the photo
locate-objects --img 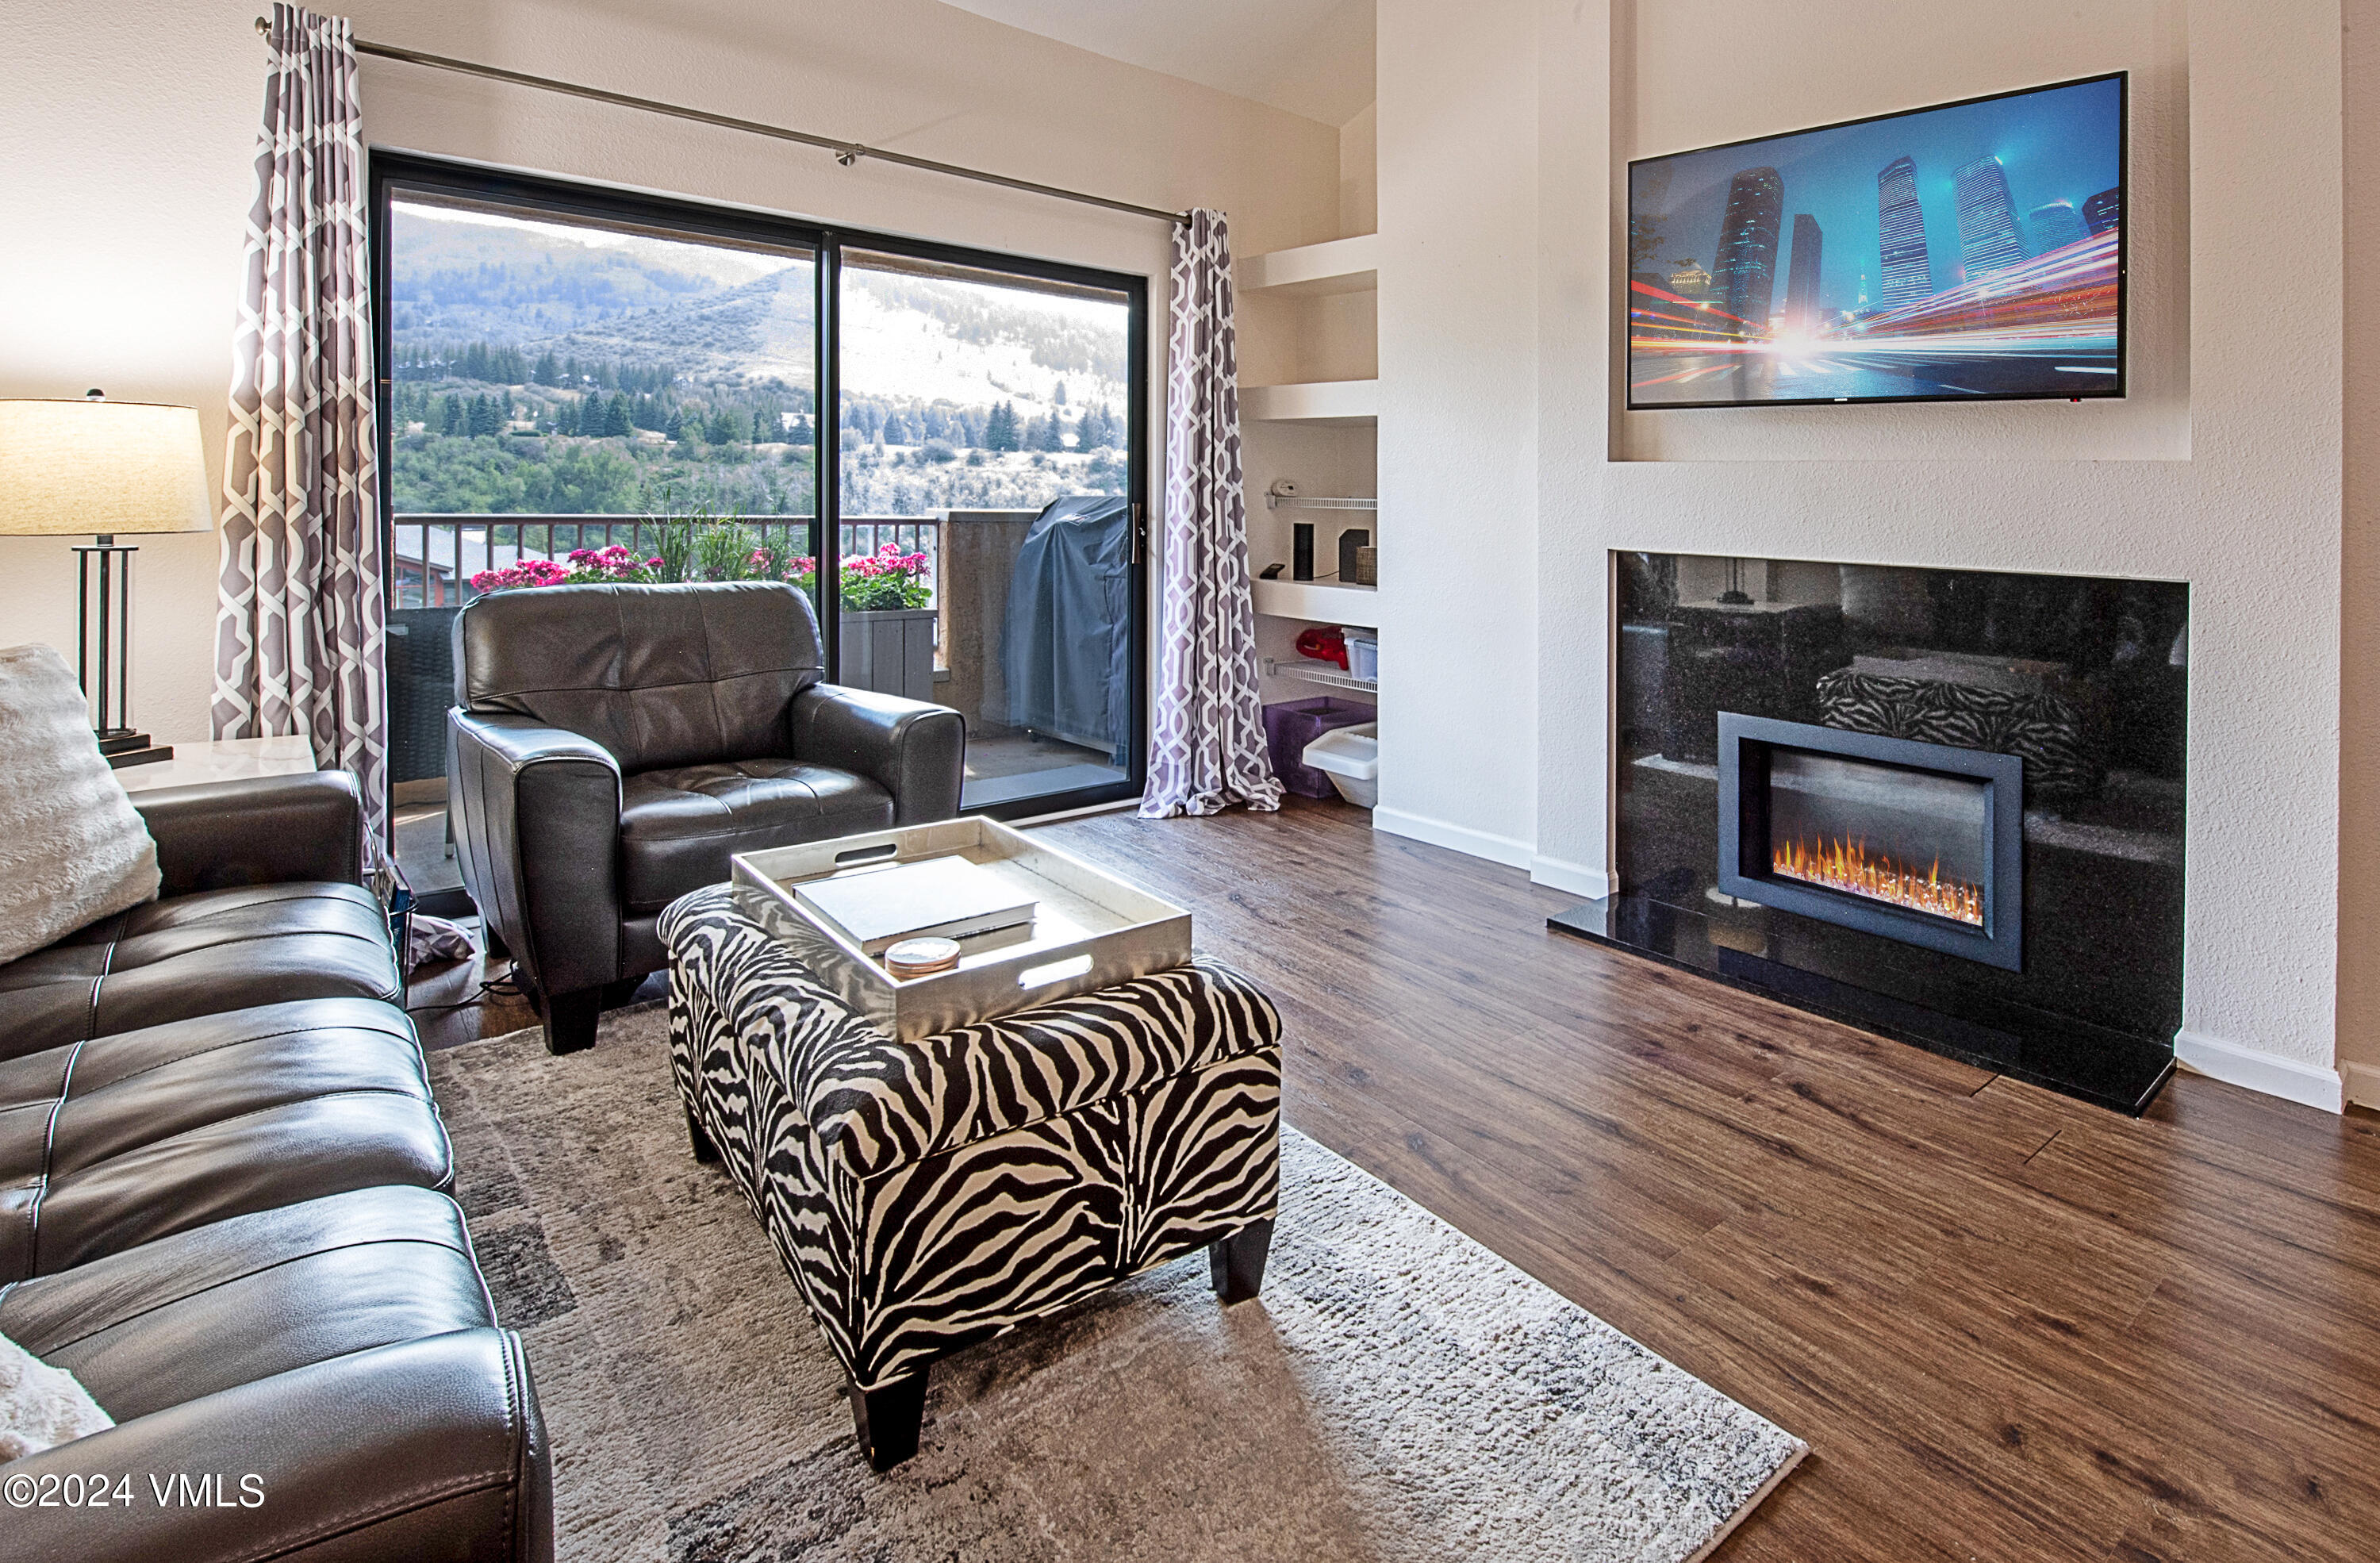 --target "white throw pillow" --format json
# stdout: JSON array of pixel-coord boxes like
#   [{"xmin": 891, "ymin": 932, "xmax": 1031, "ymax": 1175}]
[
  {"xmin": 0, "ymin": 643, "xmax": 160, "ymax": 966},
  {"xmin": 0, "ymin": 1332, "xmax": 112, "ymax": 1461}
]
